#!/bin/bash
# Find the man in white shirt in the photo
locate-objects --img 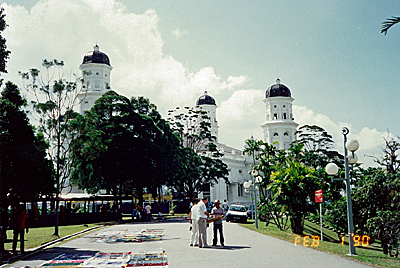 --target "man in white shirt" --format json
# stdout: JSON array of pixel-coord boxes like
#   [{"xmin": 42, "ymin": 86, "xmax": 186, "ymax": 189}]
[
  {"xmin": 144, "ymin": 203, "xmax": 152, "ymax": 222},
  {"xmin": 189, "ymin": 198, "xmax": 199, "ymax": 246},
  {"xmin": 197, "ymin": 197, "xmax": 209, "ymax": 248}
]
